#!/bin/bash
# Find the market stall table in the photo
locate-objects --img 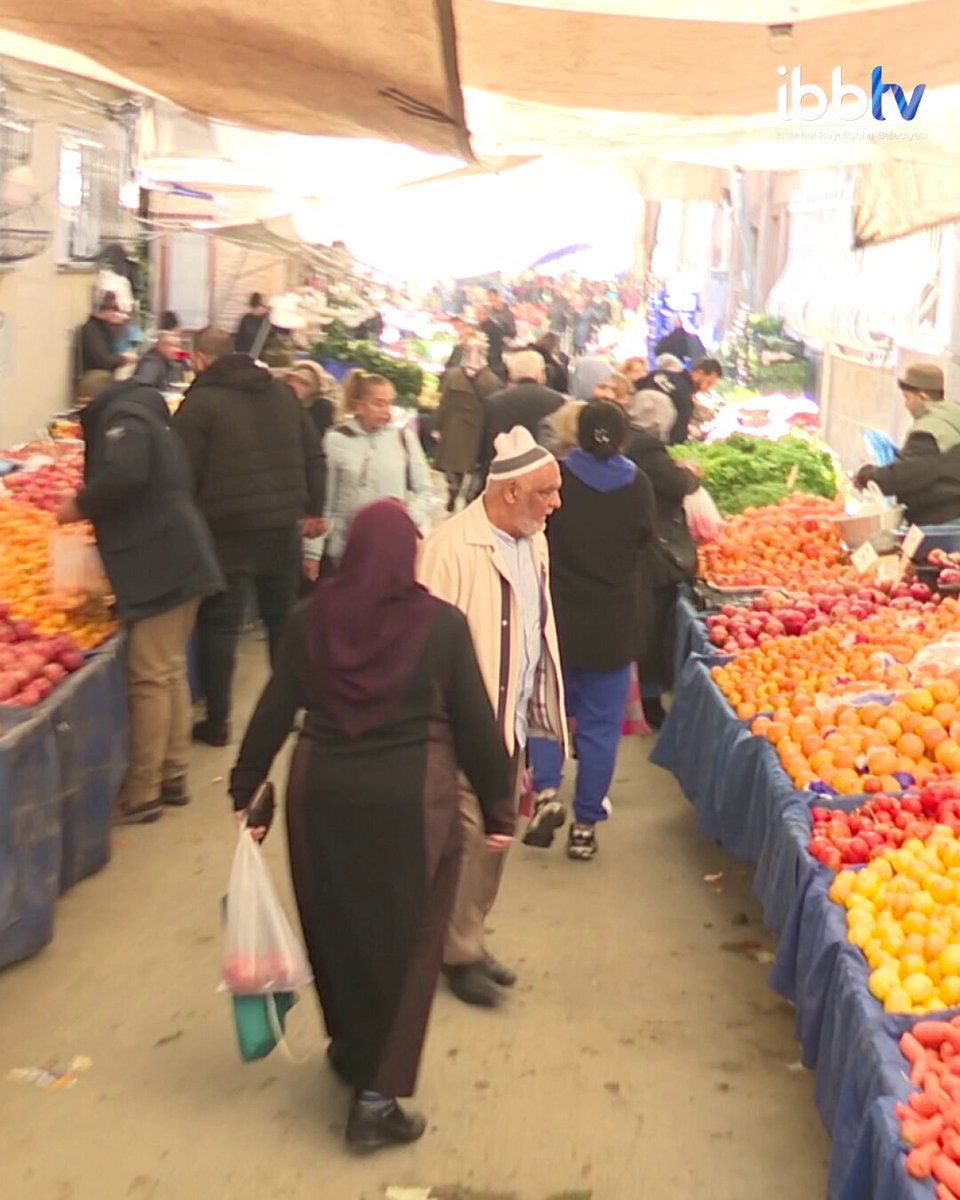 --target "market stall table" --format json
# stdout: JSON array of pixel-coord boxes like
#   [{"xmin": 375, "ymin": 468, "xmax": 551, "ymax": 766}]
[{"xmin": 0, "ymin": 635, "xmax": 128, "ymax": 970}]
